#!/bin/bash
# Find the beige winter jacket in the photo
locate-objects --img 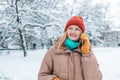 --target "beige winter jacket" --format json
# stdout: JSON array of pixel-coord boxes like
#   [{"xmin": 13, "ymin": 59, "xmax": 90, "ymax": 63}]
[{"xmin": 38, "ymin": 45, "xmax": 102, "ymax": 80}]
